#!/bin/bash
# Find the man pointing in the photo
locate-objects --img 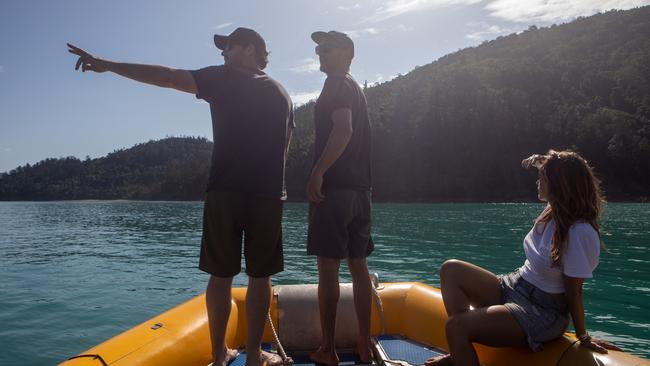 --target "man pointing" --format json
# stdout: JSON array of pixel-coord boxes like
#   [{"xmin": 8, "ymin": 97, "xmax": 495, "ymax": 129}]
[{"xmin": 68, "ymin": 27, "xmax": 294, "ymax": 366}]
